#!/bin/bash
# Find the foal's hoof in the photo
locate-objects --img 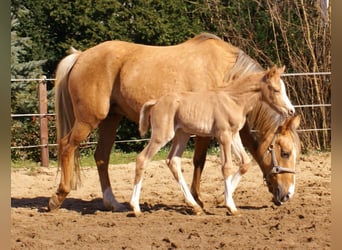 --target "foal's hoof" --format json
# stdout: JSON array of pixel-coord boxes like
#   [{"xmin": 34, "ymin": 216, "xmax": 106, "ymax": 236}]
[
  {"xmin": 226, "ymin": 208, "xmax": 241, "ymax": 216},
  {"xmin": 193, "ymin": 206, "xmax": 204, "ymax": 216},
  {"xmin": 48, "ymin": 194, "xmax": 61, "ymax": 212},
  {"xmin": 133, "ymin": 210, "xmax": 143, "ymax": 217}
]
